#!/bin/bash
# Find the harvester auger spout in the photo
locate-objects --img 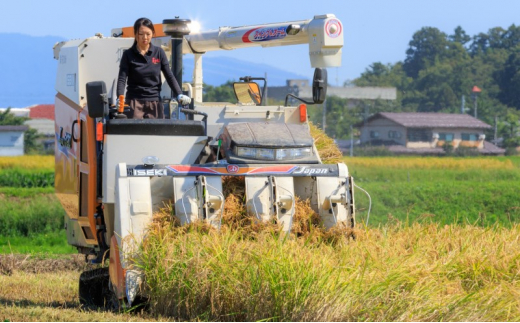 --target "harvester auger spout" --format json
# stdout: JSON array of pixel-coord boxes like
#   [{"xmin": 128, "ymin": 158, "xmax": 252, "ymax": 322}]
[{"xmin": 53, "ymin": 14, "xmax": 351, "ymax": 307}]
